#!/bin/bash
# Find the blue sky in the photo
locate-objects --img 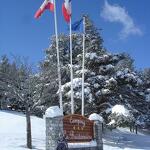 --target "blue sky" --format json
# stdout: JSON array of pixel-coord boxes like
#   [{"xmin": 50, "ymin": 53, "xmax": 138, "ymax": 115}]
[{"xmin": 0, "ymin": 0, "xmax": 150, "ymax": 69}]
